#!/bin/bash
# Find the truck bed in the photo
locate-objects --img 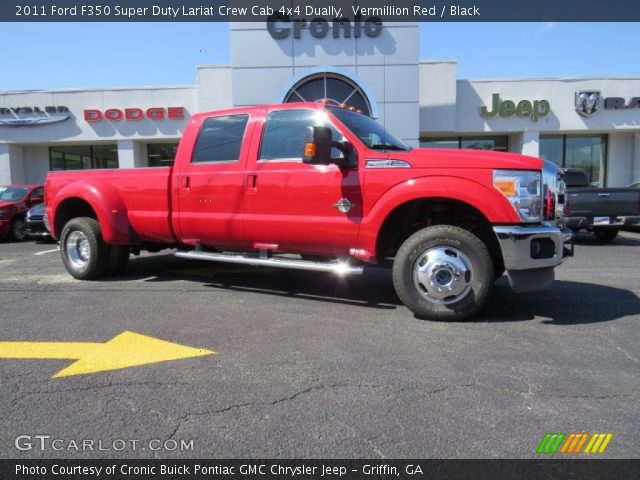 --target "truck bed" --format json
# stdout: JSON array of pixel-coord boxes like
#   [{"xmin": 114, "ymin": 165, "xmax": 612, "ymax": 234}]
[
  {"xmin": 566, "ymin": 187, "xmax": 640, "ymax": 217},
  {"xmin": 45, "ymin": 167, "xmax": 176, "ymax": 244}
]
